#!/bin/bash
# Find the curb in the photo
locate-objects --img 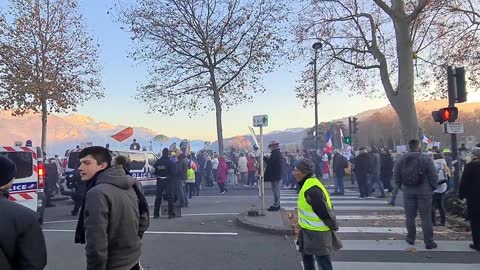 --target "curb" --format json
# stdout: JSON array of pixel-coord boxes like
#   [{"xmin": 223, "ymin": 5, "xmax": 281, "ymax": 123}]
[
  {"xmin": 446, "ymin": 215, "xmax": 471, "ymax": 231},
  {"xmin": 235, "ymin": 211, "xmax": 293, "ymax": 236},
  {"xmin": 50, "ymin": 196, "xmax": 70, "ymax": 202}
]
